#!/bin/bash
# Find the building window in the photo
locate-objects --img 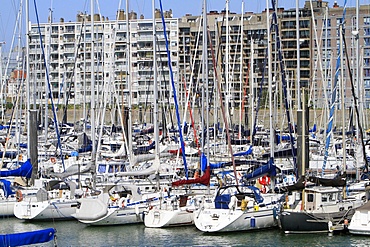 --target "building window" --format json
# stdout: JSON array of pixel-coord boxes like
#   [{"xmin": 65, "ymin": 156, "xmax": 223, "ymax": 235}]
[
  {"xmin": 364, "ymin": 17, "xmax": 370, "ymax": 25},
  {"xmin": 365, "ymin": 38, "xmax": 370, "ymax": 46},
  {"xmin": 323, "ymin": 18, "xmax": 331, "ymax": 27}
]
